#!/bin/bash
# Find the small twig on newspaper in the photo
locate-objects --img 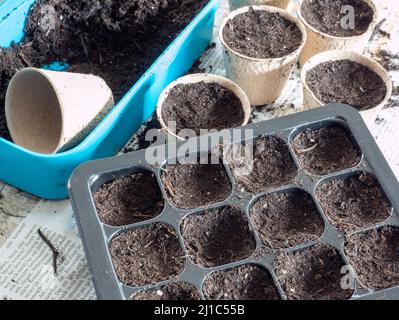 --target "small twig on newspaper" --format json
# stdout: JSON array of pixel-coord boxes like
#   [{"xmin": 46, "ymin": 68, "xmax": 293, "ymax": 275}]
[{"xmin": 37, "ymin": 229, "xmax": 60, "ymax": 275}]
